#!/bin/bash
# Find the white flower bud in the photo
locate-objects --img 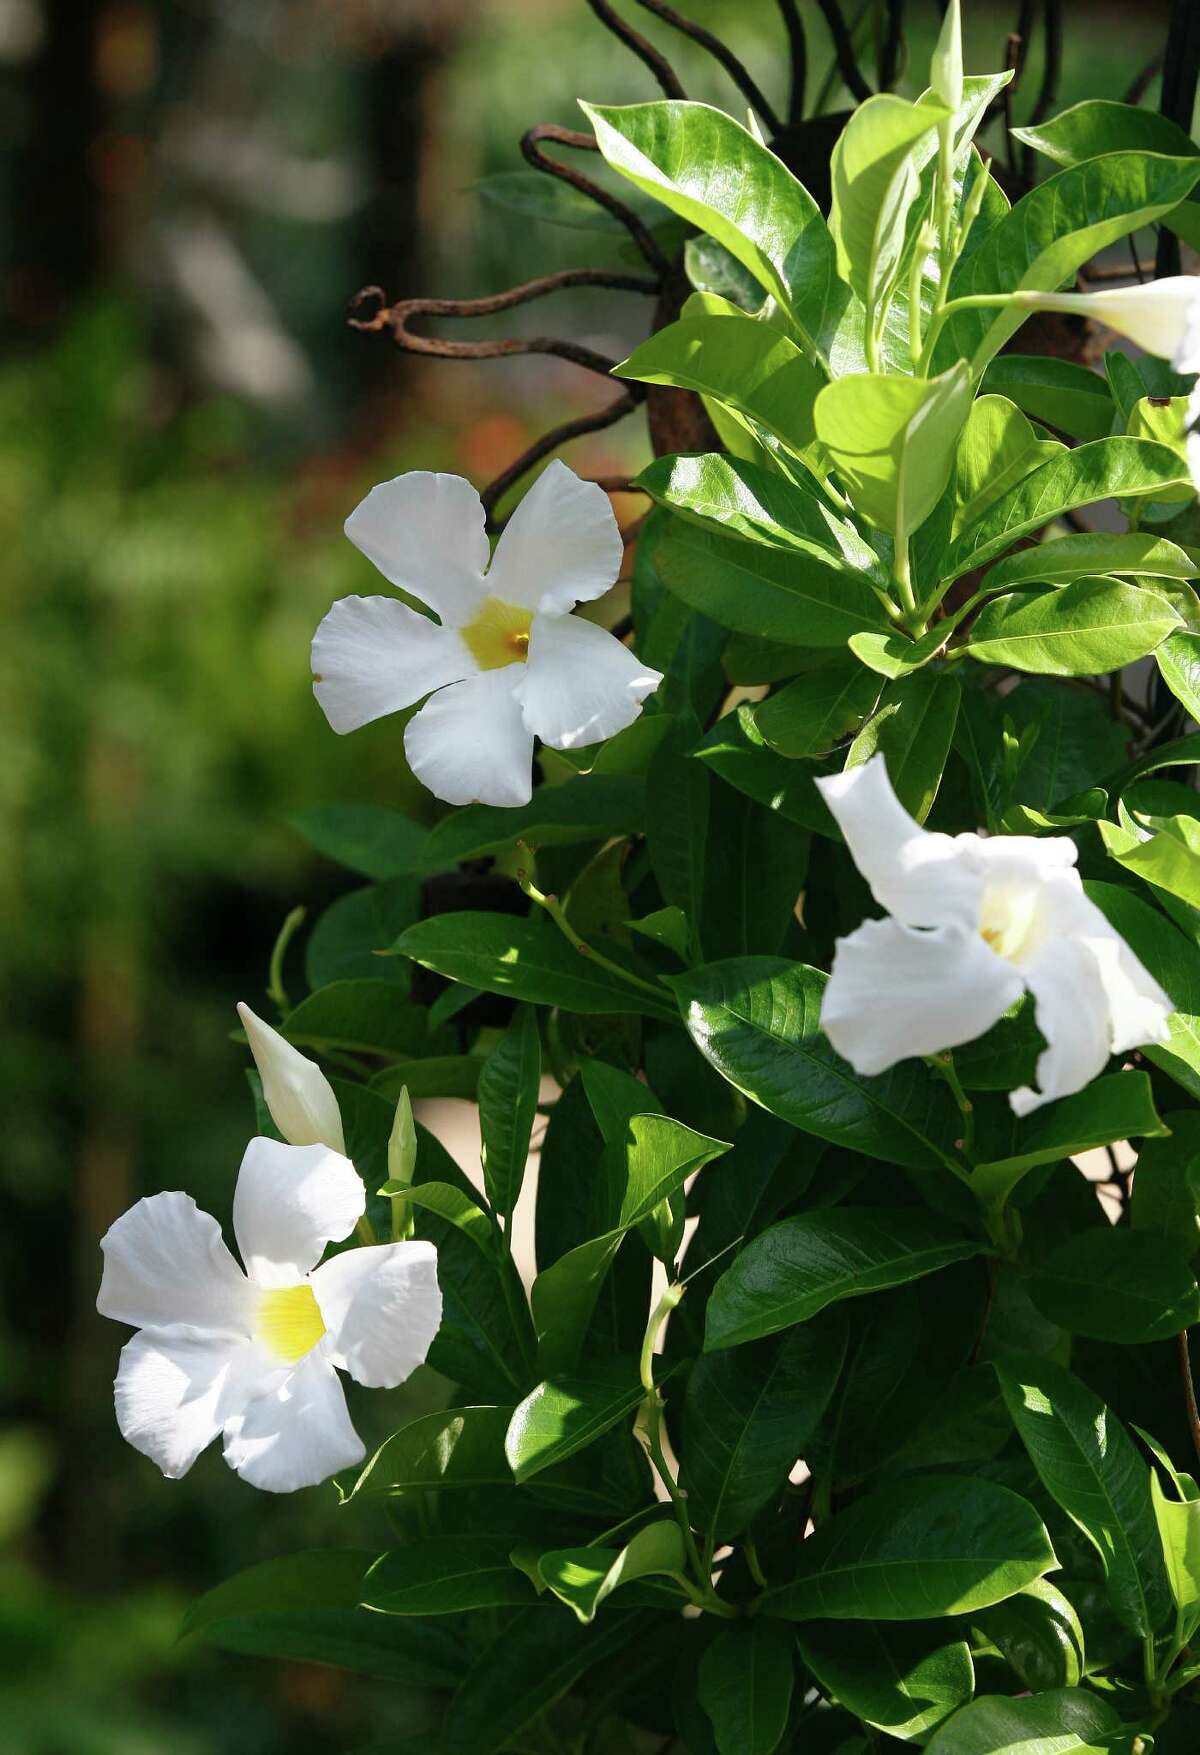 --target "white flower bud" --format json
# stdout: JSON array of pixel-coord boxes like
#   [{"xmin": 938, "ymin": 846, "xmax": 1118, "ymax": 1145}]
[
  {"xmin": 931, "ymin": 0, "xmax": 963, "ymax": 113},
  {"xmin": 237, "ymin": 1002, "xmax": 345, "ymax": 1154}
]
